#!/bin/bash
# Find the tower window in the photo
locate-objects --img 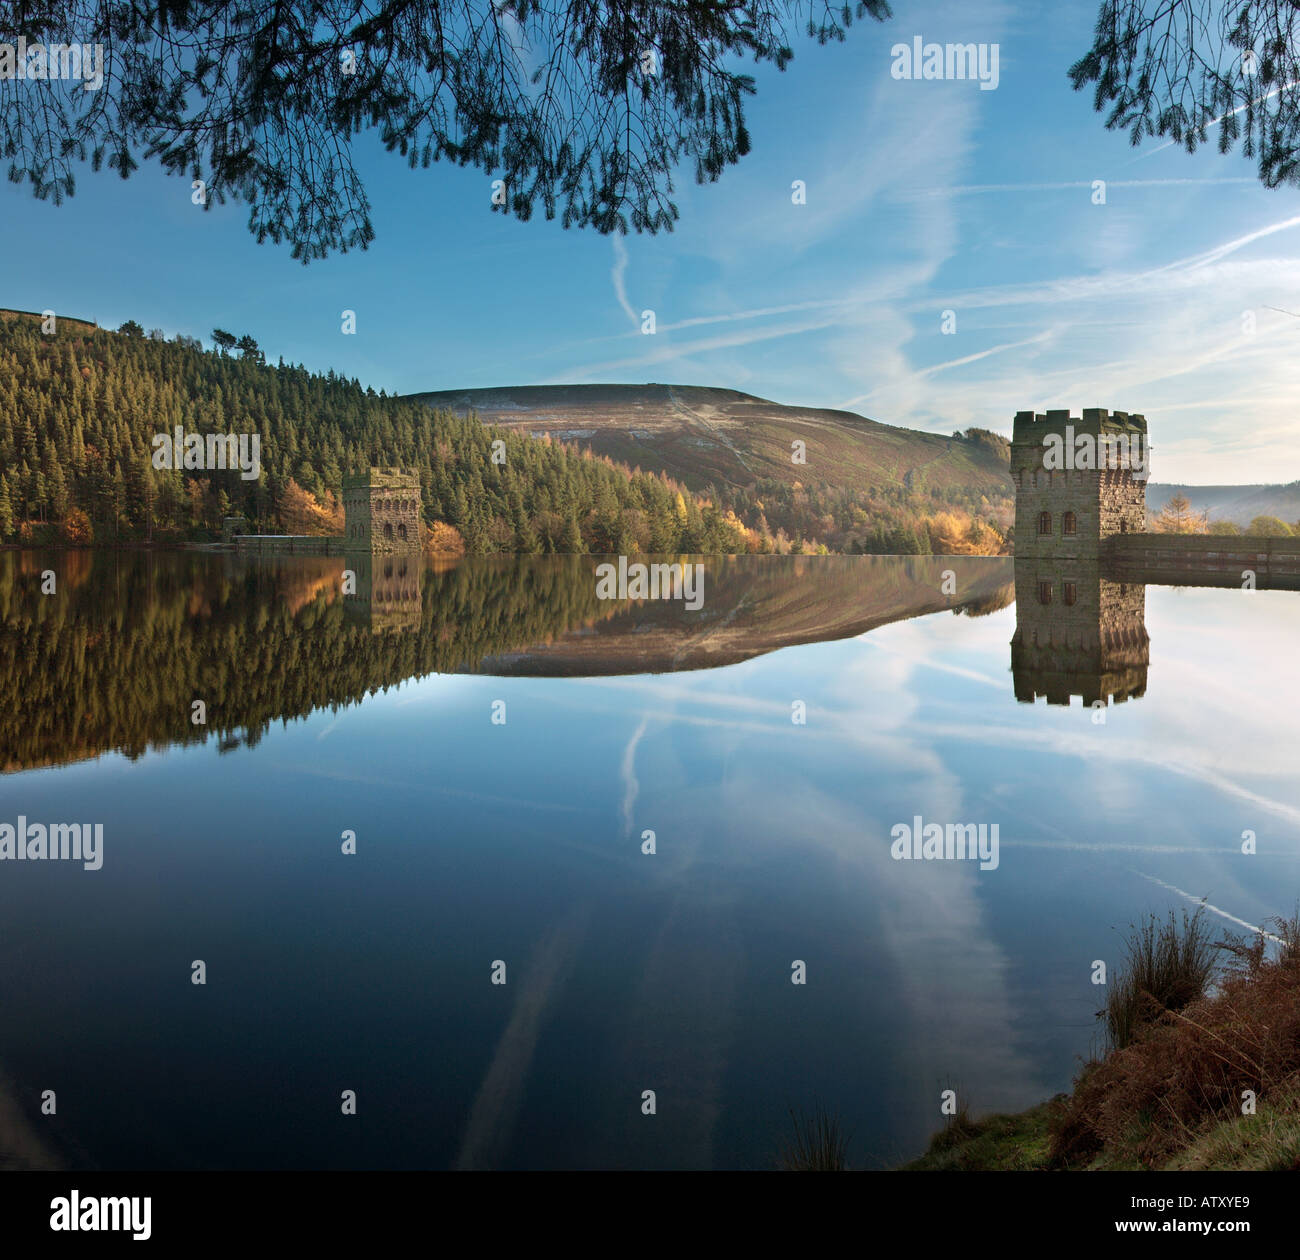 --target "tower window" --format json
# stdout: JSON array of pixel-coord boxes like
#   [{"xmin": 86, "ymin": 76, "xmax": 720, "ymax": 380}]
[
  {"xmin": 1063, "ymin": 581, "xmax": 1077, "ymax": 606},
  {"xmin": 1038, "ymin": 511, "xmax": 1052, "ymax": 536},
  {"xmin": 384, "ymin": 523, "xmax": 394, "ymax": 541},
  {"xmin": 1063, "ymin": 511, "xmax": 1077, "ymax": 536},
  {"xmin": 1038, "ymin": 581, "xmax": 1052, "ymax": 605}
]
